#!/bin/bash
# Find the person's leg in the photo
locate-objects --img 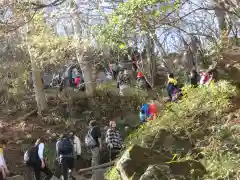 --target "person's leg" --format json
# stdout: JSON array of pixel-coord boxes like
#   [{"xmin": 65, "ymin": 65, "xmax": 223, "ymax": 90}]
[
  {"xmin": 111, "ymin": 148, "xmax": 120, "ymax": 160},
  {"xmin": 119, "ymin": 85, "xmax": 123, "ymax": 96},
  {"xmin": 167, "ymin": 88, "xmax": 172, "ymax": 100},
  {"xmin": 60, "ymin": 158, "xmax": 68, "ymax": 180},
  {"xmin": 0, "ymin": 167, "xmax": 6, "ymax": 180},
  {"xmin": 0, "ymin": 171, "xmax": 3, "ymax": 180},
  {"xmin": 67, "ymin": 158, "xmax": 75, "ymax": 179},
  {"xmin": 91, "ymin": 147, "xmax": 100, "ymax": 166},
  {"xmin": 33, "ymin": 166, "xmax": 41, "ymax": 180}
]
